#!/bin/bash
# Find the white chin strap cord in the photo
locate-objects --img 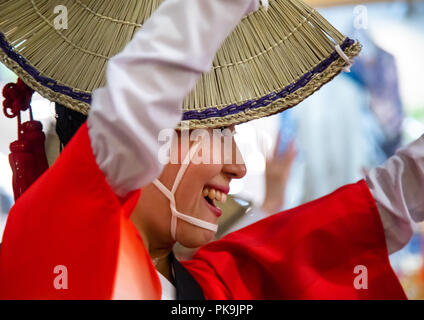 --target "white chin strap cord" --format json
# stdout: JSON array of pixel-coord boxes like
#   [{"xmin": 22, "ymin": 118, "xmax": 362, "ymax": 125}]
[{"xmin": 152, "ymin": 135, "xmax": 218, "ymax": 241}]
